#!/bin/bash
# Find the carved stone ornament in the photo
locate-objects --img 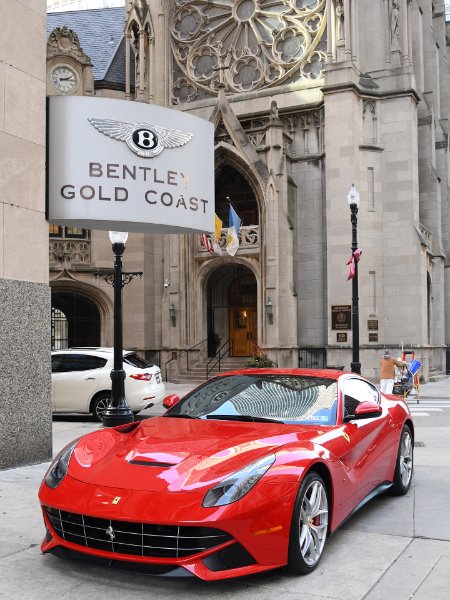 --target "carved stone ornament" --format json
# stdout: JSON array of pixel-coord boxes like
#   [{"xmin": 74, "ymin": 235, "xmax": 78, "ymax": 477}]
[
  {"xmin": 47, "ymin": 26, "xmax": 92, "ymax": 64},
  {"xmin": 170, "ymin": 0, "xmax": 326, "ymax": 103}
]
